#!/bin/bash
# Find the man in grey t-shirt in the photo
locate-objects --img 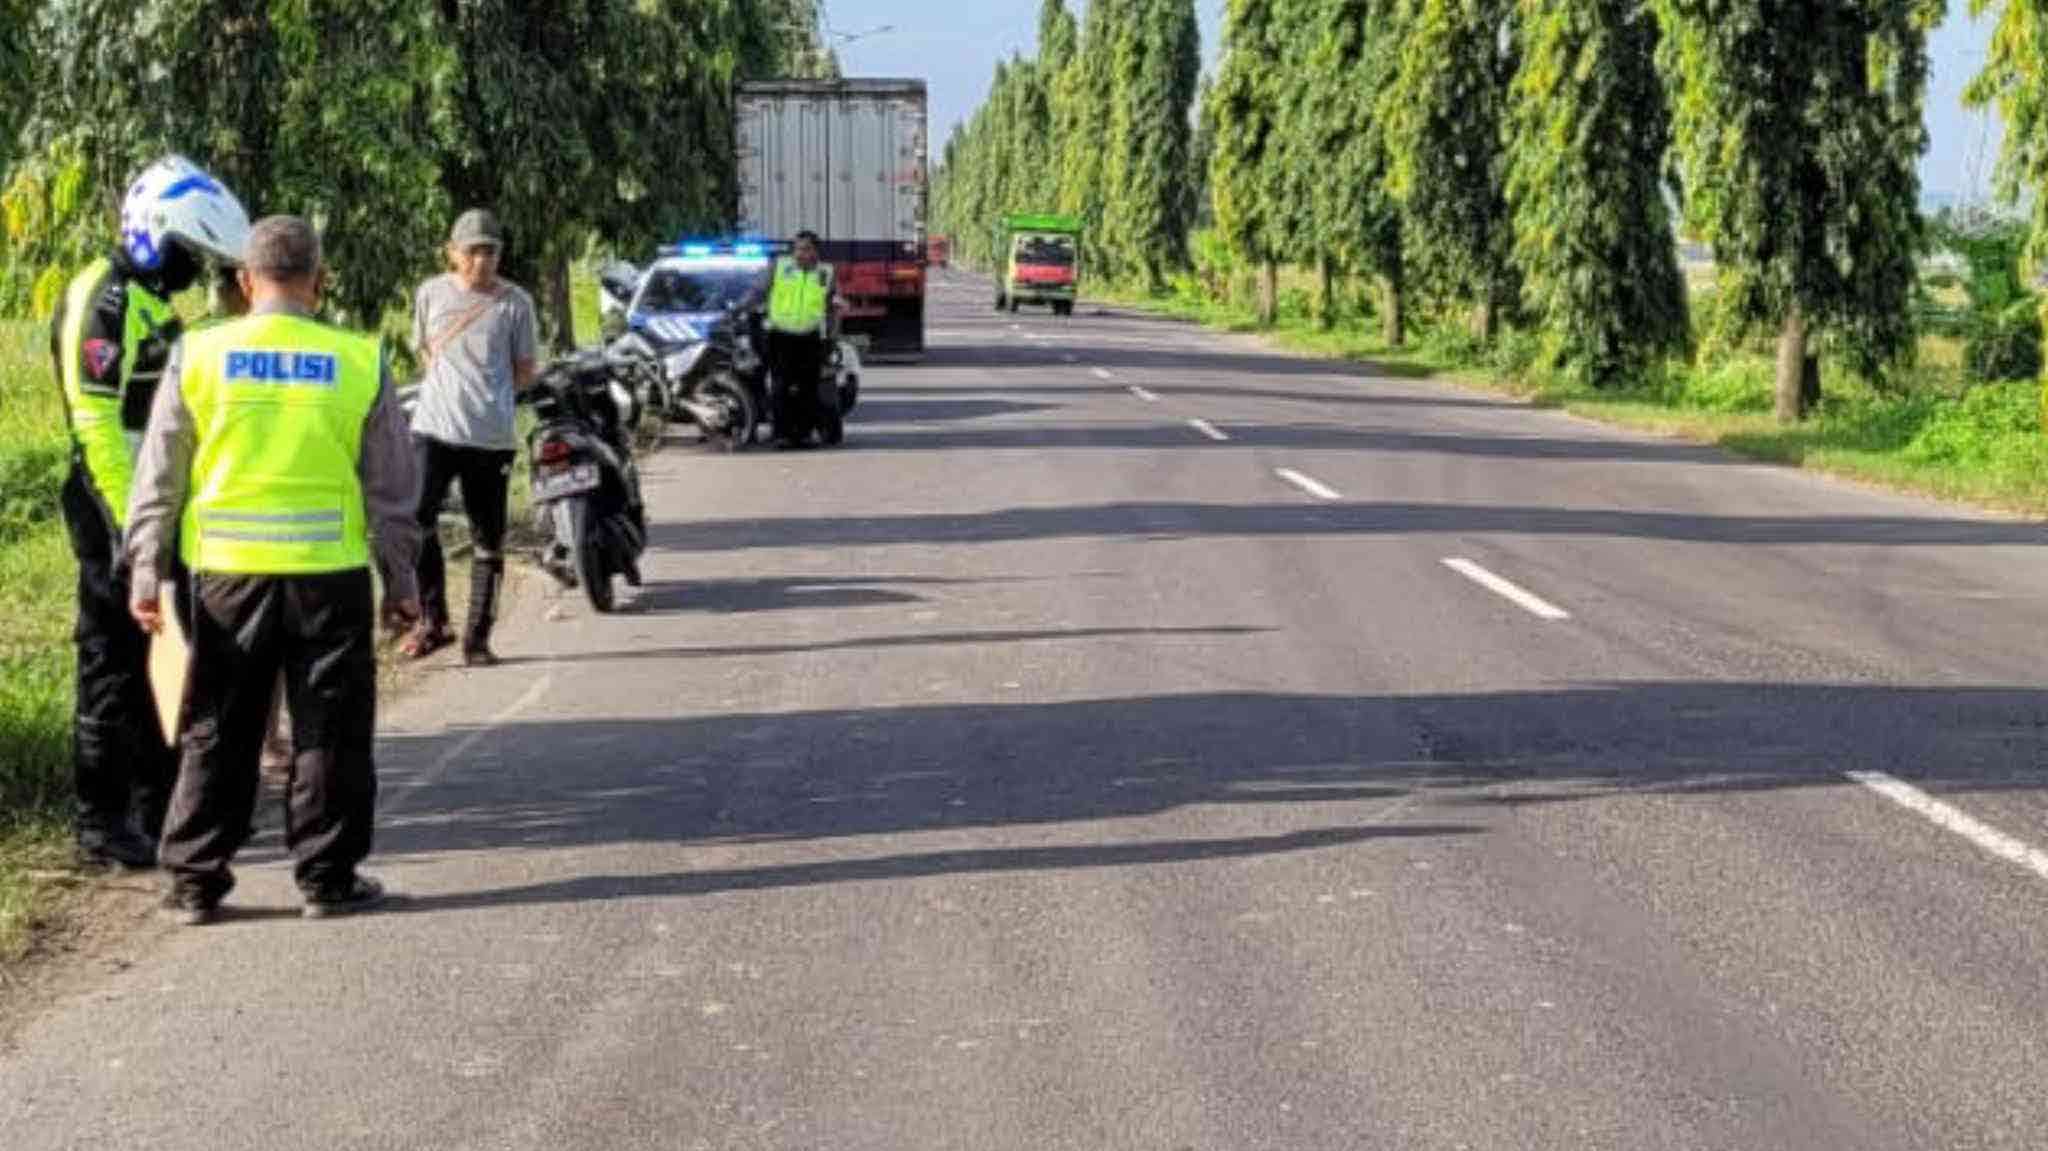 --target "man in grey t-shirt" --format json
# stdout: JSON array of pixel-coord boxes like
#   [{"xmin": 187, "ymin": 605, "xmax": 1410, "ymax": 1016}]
[{"xmin": 404, "ymin": 208, "xmax": 539, "ymax": 666}]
